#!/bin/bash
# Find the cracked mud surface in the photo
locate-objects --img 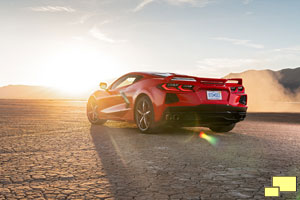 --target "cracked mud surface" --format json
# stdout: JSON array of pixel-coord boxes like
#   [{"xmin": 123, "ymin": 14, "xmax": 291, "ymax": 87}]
[{"xmin": 0, "ymin": 100, "xmax": 300, "ymax": 199}]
